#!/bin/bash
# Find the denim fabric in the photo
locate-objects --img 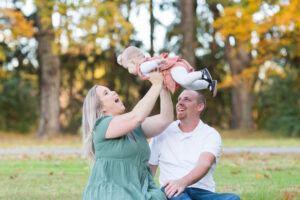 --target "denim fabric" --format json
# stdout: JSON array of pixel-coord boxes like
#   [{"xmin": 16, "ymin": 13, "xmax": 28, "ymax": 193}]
[{"xmin": 161, "ymin": 187, "xmax": 240, "ymax": 200}]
